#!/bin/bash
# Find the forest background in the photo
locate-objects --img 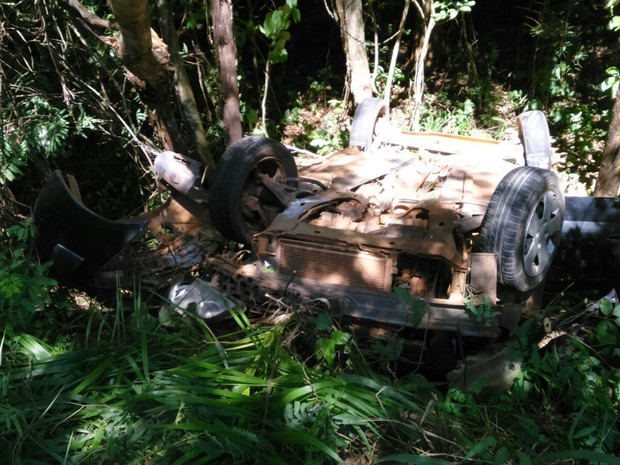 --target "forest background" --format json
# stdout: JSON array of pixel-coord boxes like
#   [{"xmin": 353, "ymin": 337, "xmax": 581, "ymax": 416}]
[{"xmin": 0, "ymin": 0, "xmax": 619, "ymax": 464}]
